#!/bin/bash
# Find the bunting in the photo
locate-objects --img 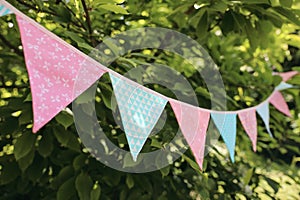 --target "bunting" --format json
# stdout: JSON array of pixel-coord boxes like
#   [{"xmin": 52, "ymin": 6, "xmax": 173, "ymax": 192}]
[
  {"xmin": 0, "ymin": 0, "xmax": 297, "ymax": 169},
  {"xmin": 269, "ymin": 91, "xmax": 291, "ymax": 117},
  {"xmin": 275, "ymin": 82, "xmax": 293, "ymax": 91},
  {"xmin": 278, "ymin": 71, "xmax": 298, "ymax": 82},
  {"xmin": 169, "ymin": 100, "xmax": 210, "ymax": 169},
  {"xmin": 16, "ymin": 15, "xmax": 106, "ymax": 132},
  {"xmin": 0, "ymin": 3, "xmax": 12, "ymax": 17},
  {"xmin": 109, "ymin": 74, "xmax": 168, "ymax": 161},
  {"xmin": 238, "ymin": 109, "xmax": 257, "ymax": 151},
  {"xmin": 211, "ymin": 113, "xmax": 237, "ymax": 162},
  {"xmin": 256, "ymin": 102, "xmax": 272, "ymax": 137}
]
